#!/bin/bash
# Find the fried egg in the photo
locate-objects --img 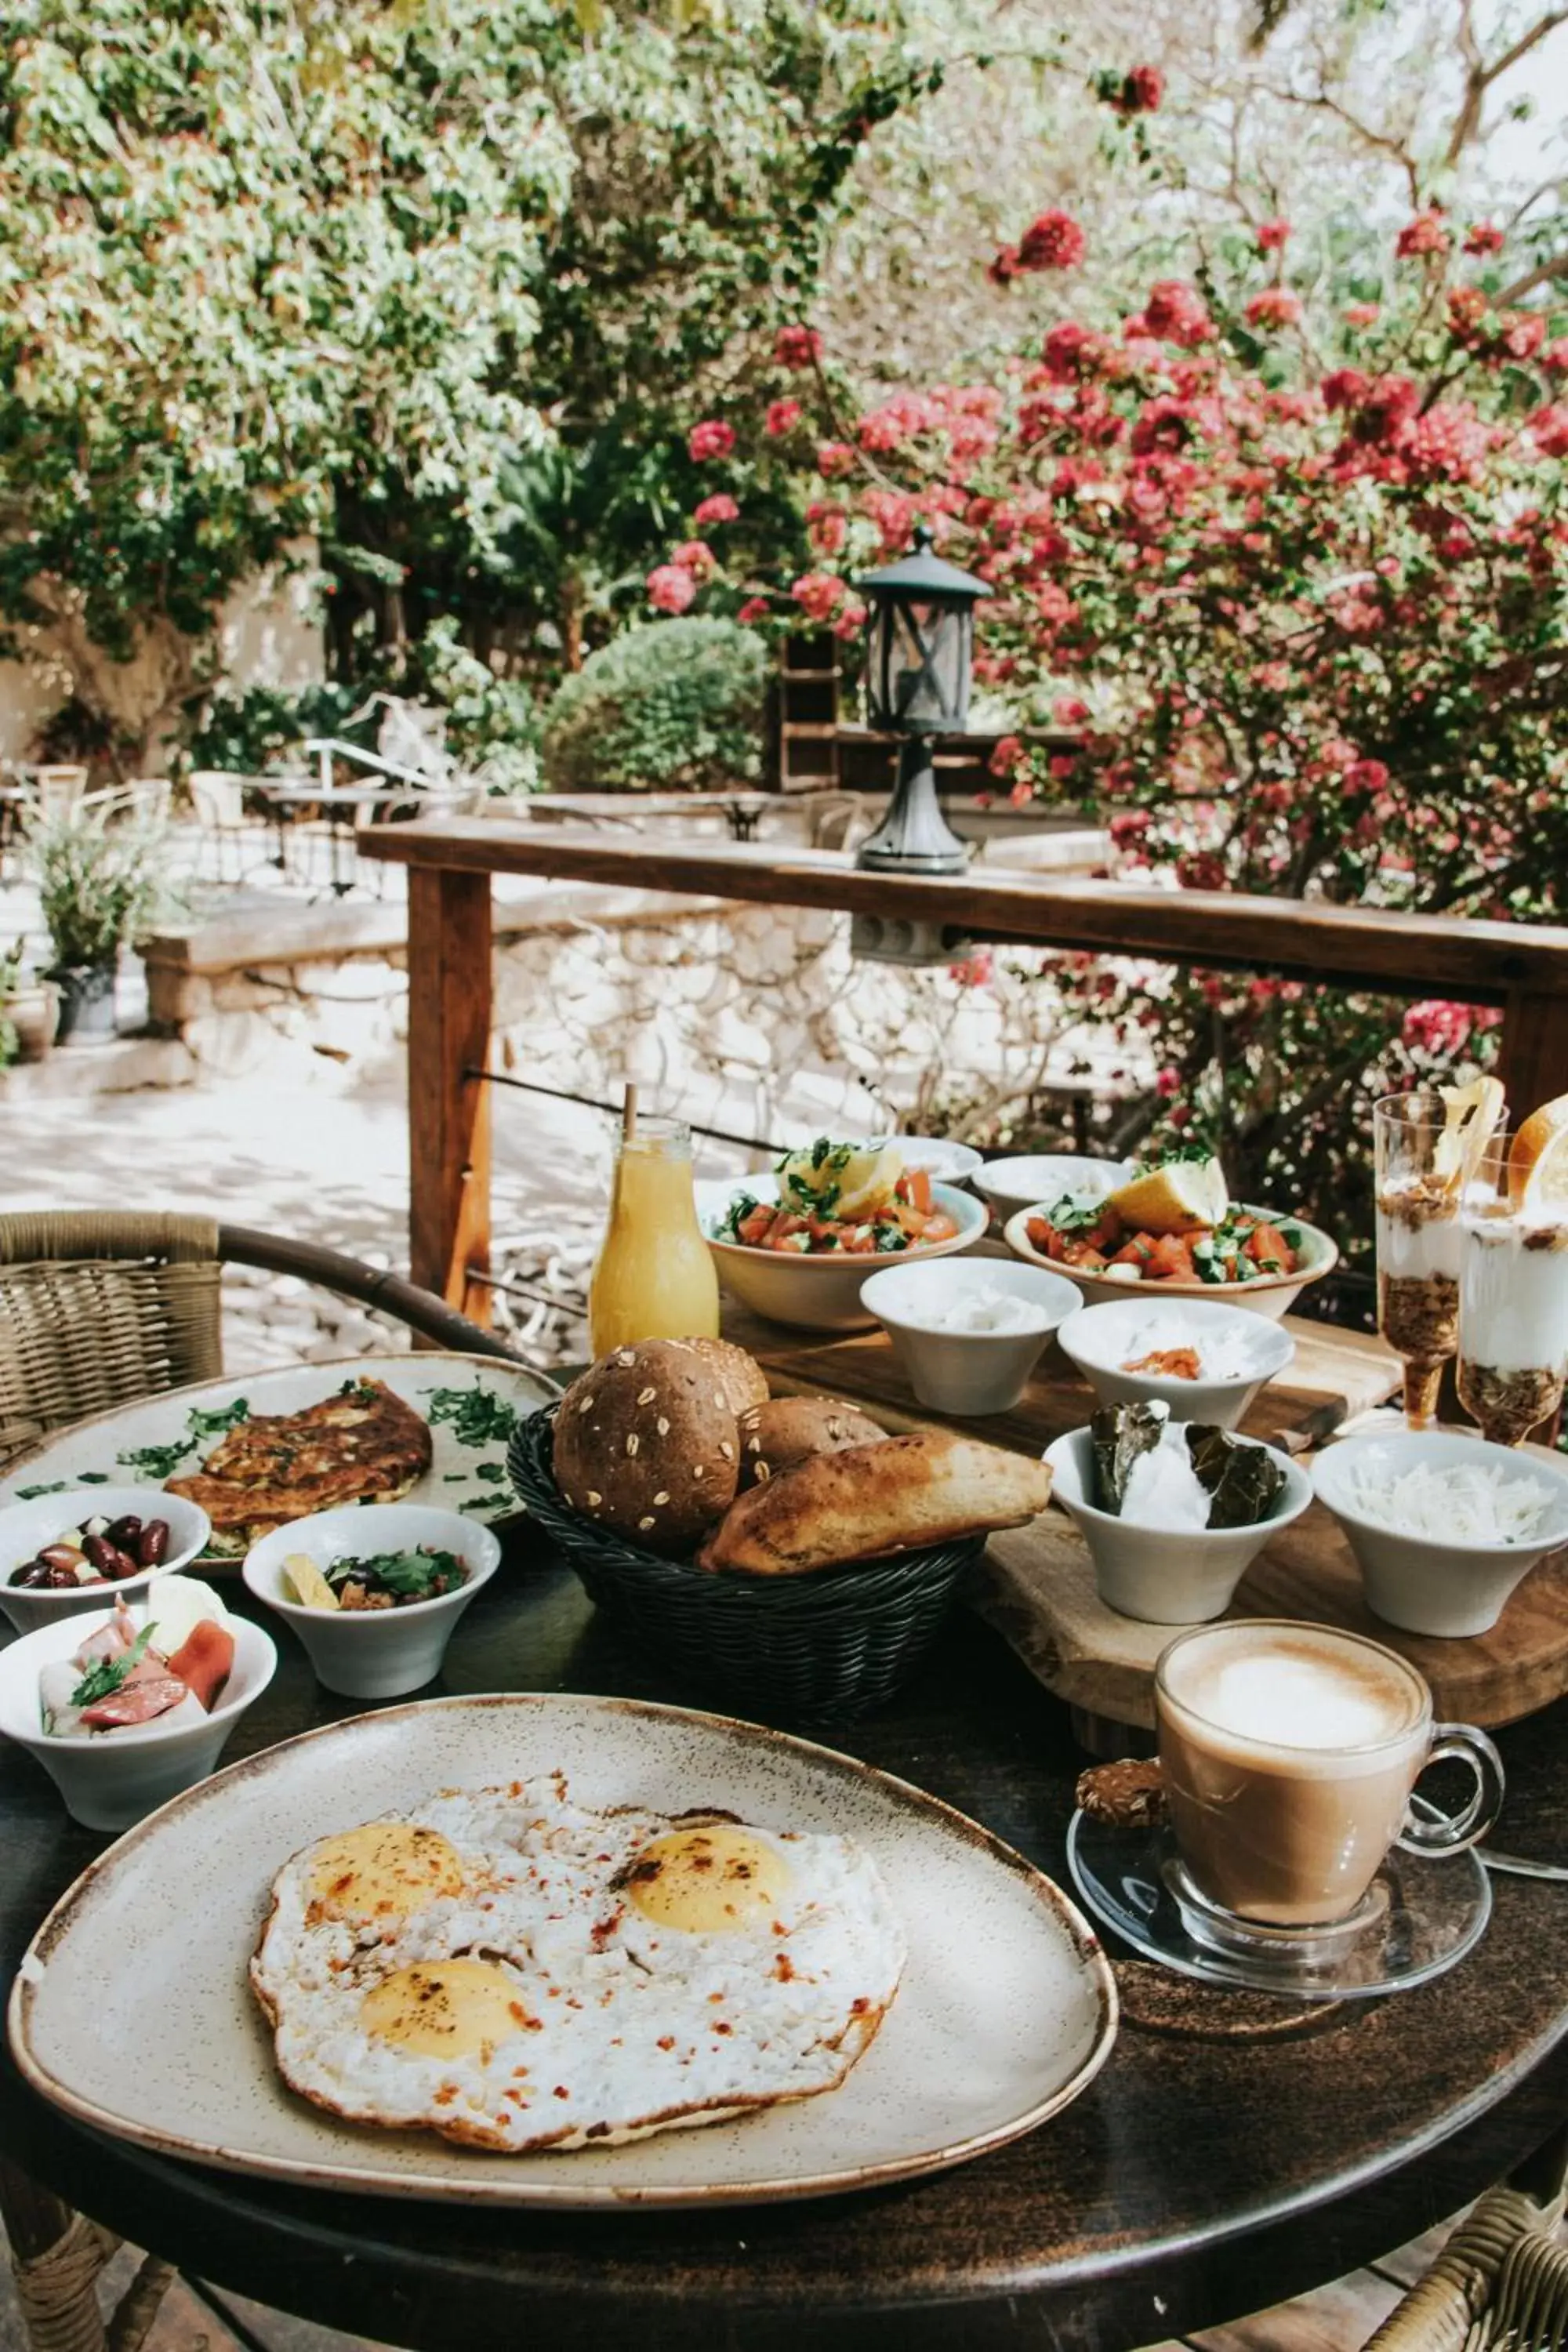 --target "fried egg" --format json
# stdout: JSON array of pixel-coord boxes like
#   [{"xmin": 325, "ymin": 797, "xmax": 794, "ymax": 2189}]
[{"xmin": 250, "ymin": 1777, "xmax": 905, "ymax": 2153}]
